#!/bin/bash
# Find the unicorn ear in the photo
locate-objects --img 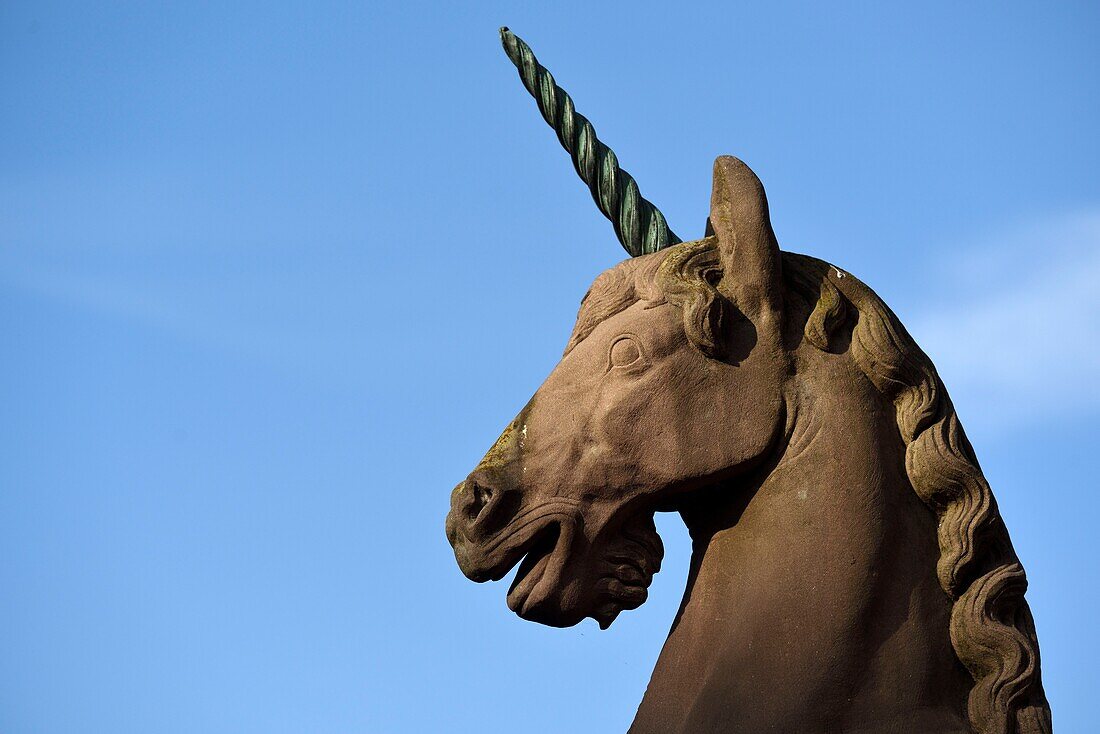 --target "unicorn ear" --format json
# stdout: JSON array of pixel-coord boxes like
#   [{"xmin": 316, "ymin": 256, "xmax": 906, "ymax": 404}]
[{"xmin": 707, "ymin": 156, "xmax": 783, "ymax": 321}]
